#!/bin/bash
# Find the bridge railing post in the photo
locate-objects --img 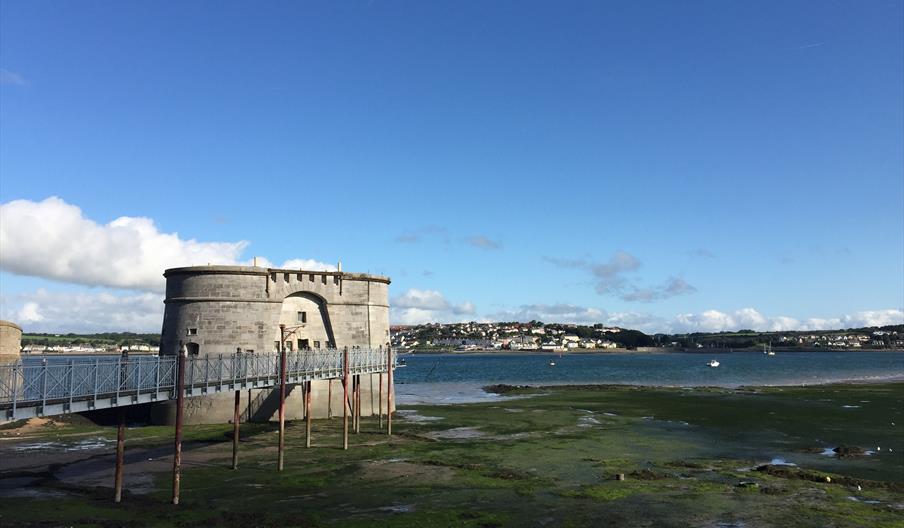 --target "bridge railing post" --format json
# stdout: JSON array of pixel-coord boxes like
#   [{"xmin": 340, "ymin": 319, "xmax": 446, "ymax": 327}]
[
  {"xmin": 154, "ymin": 356, "xmax": 161, "ymax": 399},
  {"xmin": 343, "ymin": 346, "xmax": 349, "ymax": 450},
  {"xmin": 40, "ymin": 358, "xmax": 48, "ymax": 414},
  {"xmin": 67, "ymin": 359, "xmax": 74, "ymax": 410},
  {"xmin": 92, "ymin": 358, "xmax": 99, "ymax": 408},
  {"xmin": 11, "ymin": 364, "xmax": 19, "ymax": 420},
  {"xmin": 136, "ymin": 356, "xmax": 142, "ymax": 401}
]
